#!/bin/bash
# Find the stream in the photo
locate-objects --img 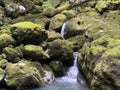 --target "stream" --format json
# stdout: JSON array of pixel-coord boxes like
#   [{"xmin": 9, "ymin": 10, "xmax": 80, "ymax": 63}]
[{"xmin": 32, "ymin": 52, "xmax": 90, "ymax": 90}]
